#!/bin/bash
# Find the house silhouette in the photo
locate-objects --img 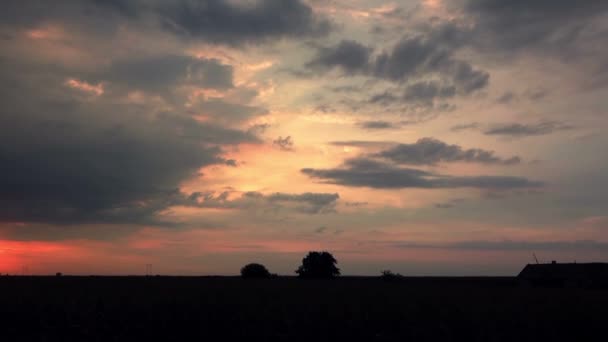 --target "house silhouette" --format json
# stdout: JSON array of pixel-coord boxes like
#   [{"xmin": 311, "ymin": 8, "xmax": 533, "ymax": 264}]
[{"xmin": 518, "ymin": 261, "xmax": 608, "ymax": 288}]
